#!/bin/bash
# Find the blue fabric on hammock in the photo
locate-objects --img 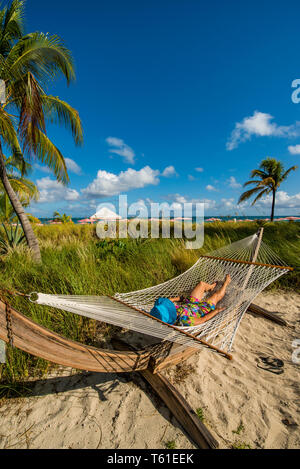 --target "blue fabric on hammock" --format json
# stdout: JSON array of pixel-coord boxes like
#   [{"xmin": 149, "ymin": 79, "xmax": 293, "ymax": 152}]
[{"xmin": 150, "ymin": 297, "xmax": 177, "ymax": 325}]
